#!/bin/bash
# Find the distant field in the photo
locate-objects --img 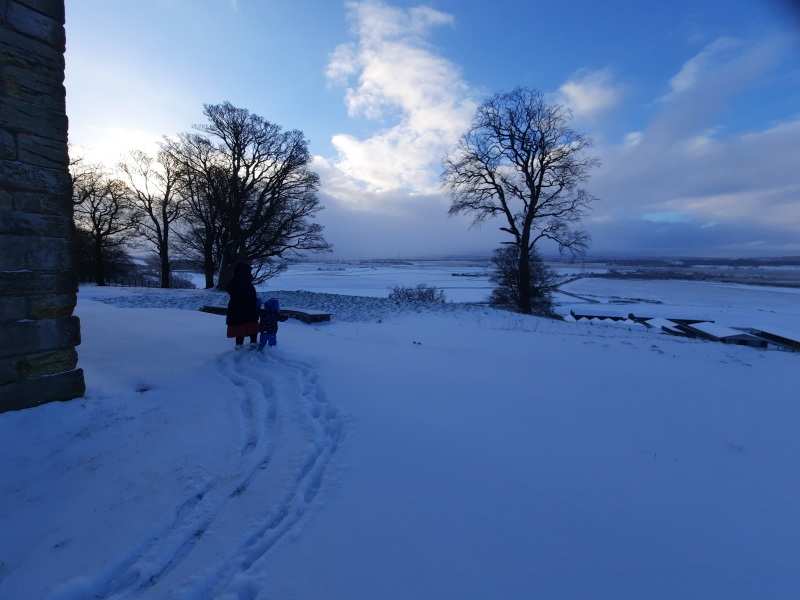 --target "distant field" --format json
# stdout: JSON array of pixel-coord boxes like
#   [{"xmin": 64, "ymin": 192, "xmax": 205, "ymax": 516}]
[
  {"xmin": 577, "ymin": 266, "xmax": 800, "ymax": 288},
  {"xmin": 251, "ymin": 259, "xmax": 800, "ymax": 335}
]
